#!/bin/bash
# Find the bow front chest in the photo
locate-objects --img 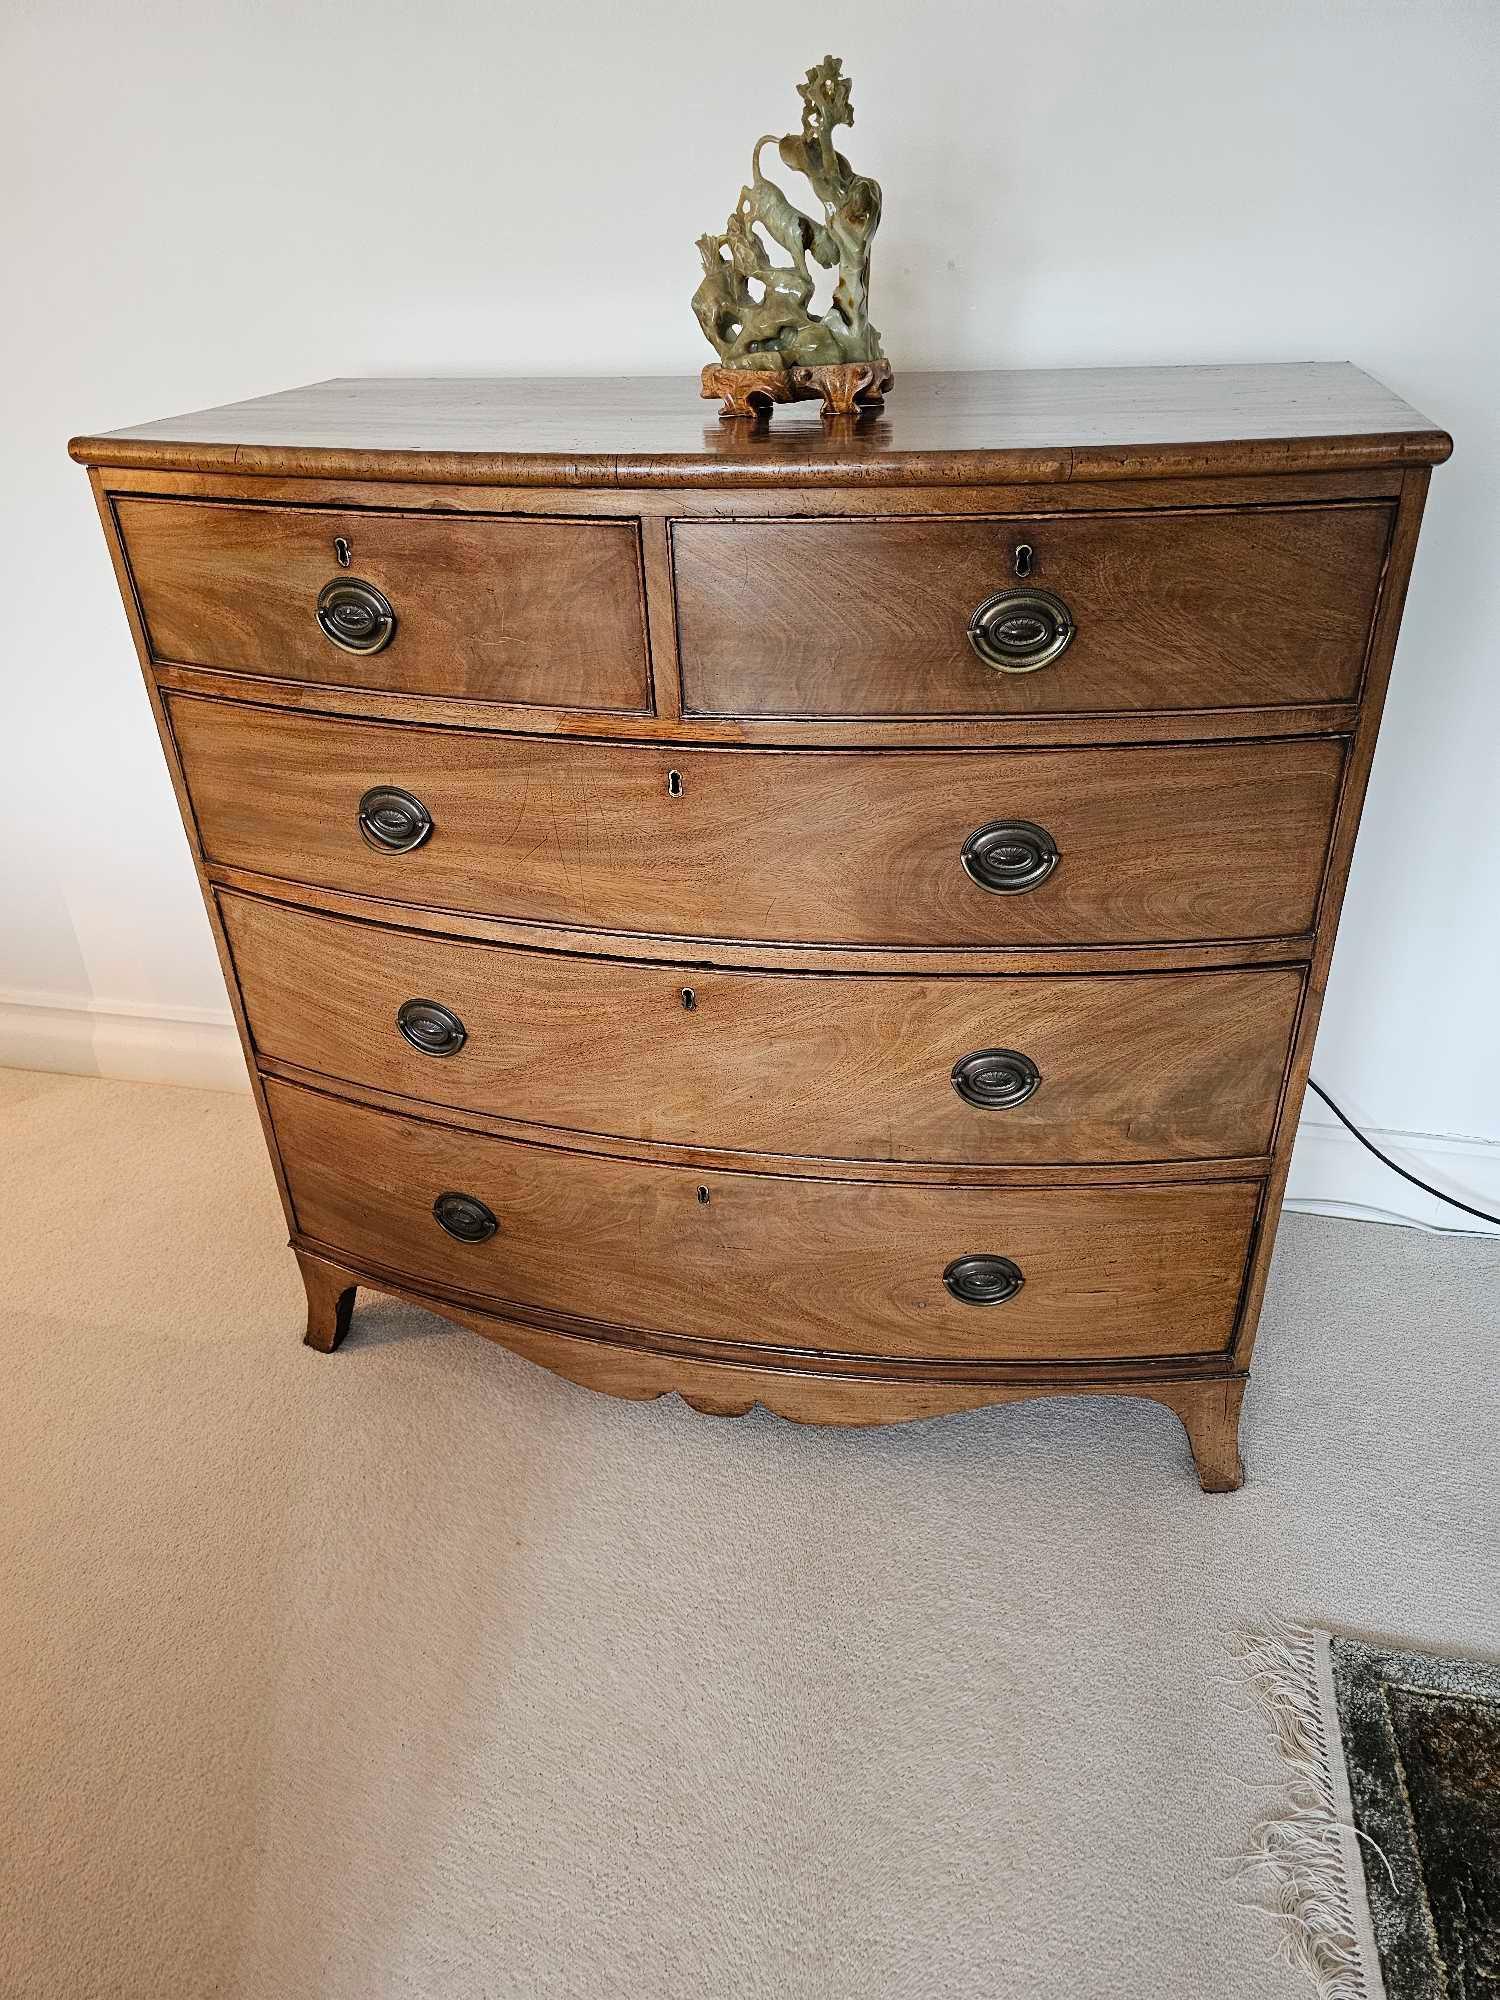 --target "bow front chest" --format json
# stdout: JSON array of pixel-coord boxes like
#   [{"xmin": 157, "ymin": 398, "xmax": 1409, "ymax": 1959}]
[{"xmin": 71, "ymin": 366, "xmax": 1450, "ymax": 1488}]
